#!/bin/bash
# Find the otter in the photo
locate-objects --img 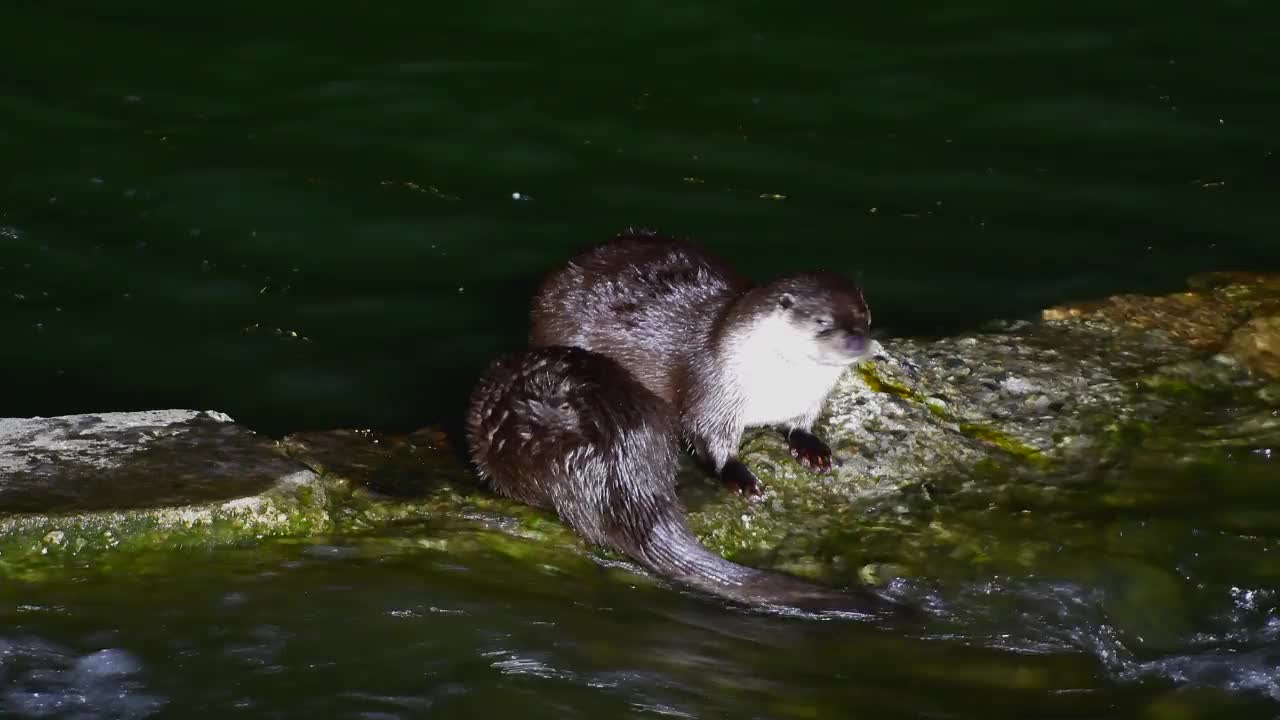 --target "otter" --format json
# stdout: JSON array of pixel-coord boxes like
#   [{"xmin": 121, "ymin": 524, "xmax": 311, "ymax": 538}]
[
  {"xmin": 529, "ymin": 229, "xmax": 872, "ymax": 496},
  {"xmin": 465, "ymin": 345, "xmax": 899, "ymax": 614}
]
